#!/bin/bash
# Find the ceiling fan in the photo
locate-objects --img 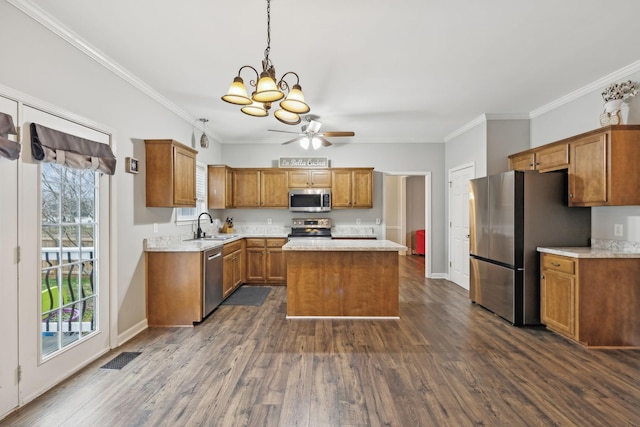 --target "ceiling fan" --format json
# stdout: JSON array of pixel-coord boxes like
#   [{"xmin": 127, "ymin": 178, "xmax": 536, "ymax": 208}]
[{"xmin": 268, "ymin": 116, "xmax": 355, "ymax": 149}]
